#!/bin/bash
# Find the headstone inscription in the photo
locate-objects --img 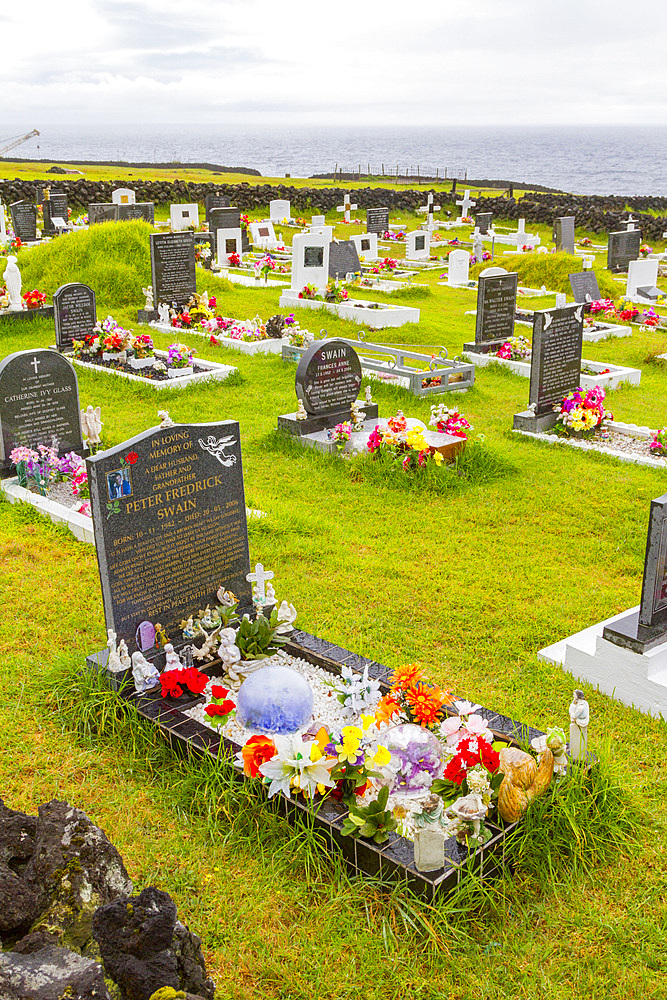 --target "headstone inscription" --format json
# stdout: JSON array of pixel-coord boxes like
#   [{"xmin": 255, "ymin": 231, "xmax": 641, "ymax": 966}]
[
  {"xmin": 150, "ymin": 232, "xmax": 196, "ymax": 307},
  {"xmin": 53, "ymin": 283, "xmax": 97, "ymax": 352},
  {"xmin": 328, "ymin": 239, "xmax": 361, "ymax": 278},
  {"xmin": 553, "ymin": 216, "xmax": 575, "ymax": 254},
  {"xmin": 529, "ymin": 304, "xmax": 584, "ymax": 416},
  {"xmin": 366, "ymin": 207, "xmax": 390, "ymax": 234},
  {"xmin": 569, "ymin": 270, "xmax": 601, "ymax": 303},
  {"xmin": 88, "ymin": 204, "xmax": 118, "ymax": 225},
  {"xmin": 466, "ymin": 272, "xmax": 518, "ymax": 349},
  {"xmin": 205, "ymin": 193, "xmax": 230, "ymax": 220},
  {"xmin": 10, "ymin": 200, "xmax": 37, "ymax": 242},
  {"xmin": 117, "ymin": 203, "xmax": 155, "ymax": 223},
  {"xmin": 607, "ymin": 229, "xmax": 642, "ymax": 272},
  {"xmin": 49, "ymin": 191, "xmax": 68, "ymax": 220},
  {"xmin": 0, "ymin": 349, "xmax": 83, "ymax": 470},
  {"xmin": 476, "ymin": 212, "xmax": 492, "ymax": 235},
  {"xmin": 86, "ymin": 420, "xmax": 253, "ymax": 646}
]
